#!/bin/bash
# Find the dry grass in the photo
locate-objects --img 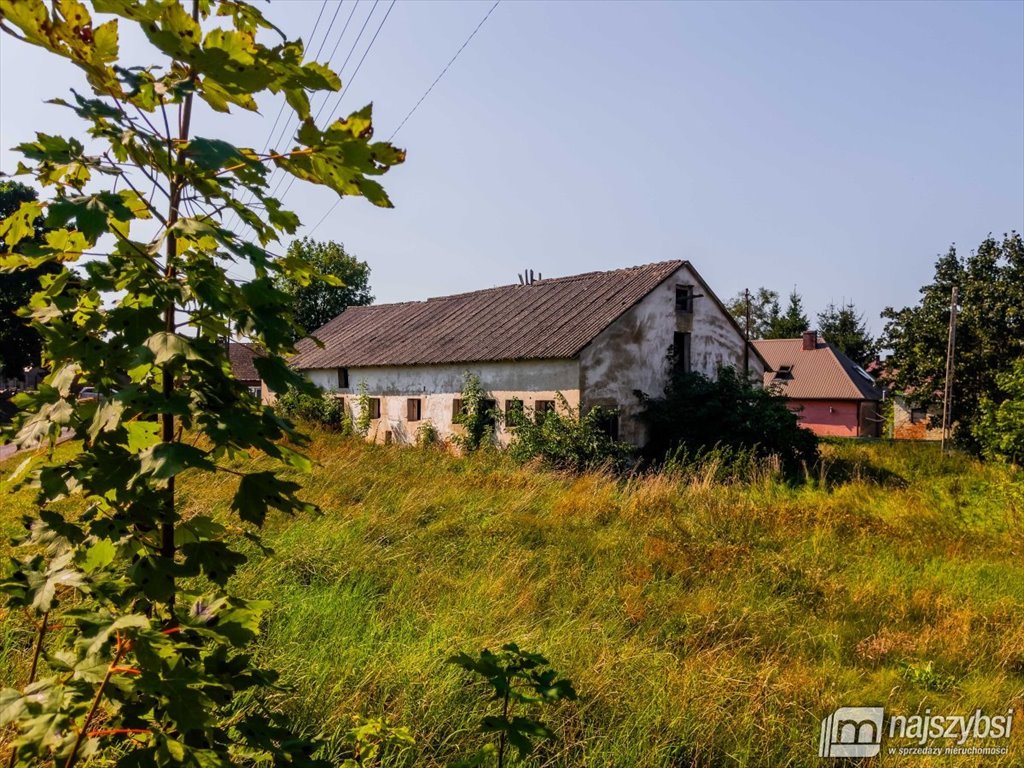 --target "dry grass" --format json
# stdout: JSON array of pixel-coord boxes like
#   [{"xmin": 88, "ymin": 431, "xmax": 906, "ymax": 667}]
[{"xmin": 2, "ymin": 436, "xmax": 1022, "ymax": 766}]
